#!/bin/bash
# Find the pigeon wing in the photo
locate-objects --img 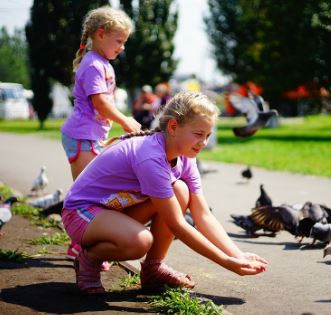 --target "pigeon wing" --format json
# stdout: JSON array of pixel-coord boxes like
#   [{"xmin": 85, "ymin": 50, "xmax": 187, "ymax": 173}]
[{"xmin": 250, "ymin": 206, "xmax": 285, "ymax": 232}]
